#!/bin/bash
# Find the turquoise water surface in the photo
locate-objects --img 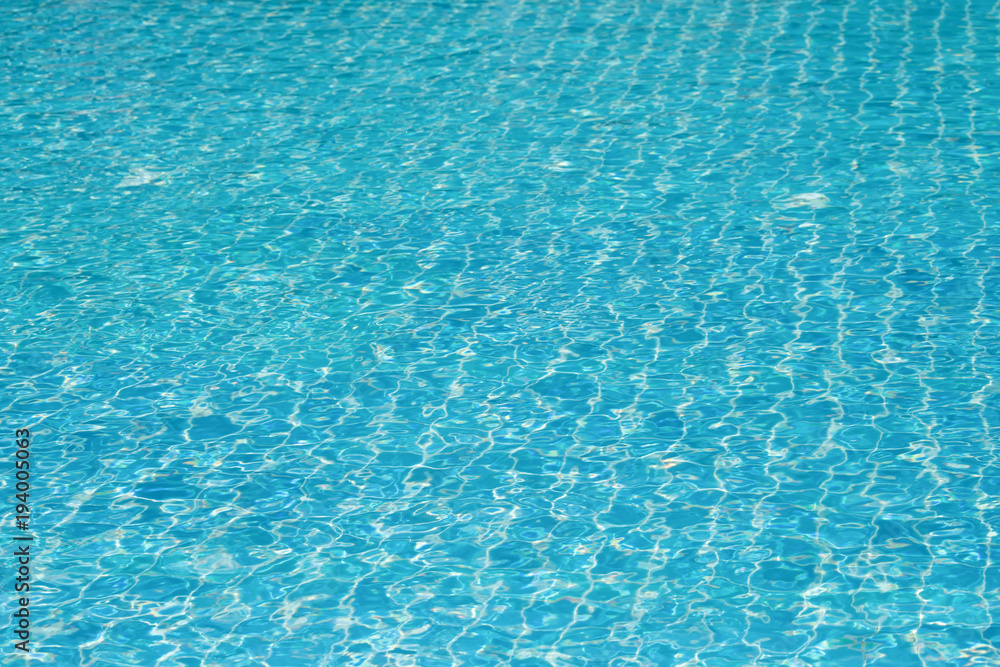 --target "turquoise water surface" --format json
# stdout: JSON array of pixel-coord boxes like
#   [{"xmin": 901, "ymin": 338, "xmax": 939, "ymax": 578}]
[{"xmin": 3, "ymin": 0, "xmax": 1000, "ymax": 665}]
